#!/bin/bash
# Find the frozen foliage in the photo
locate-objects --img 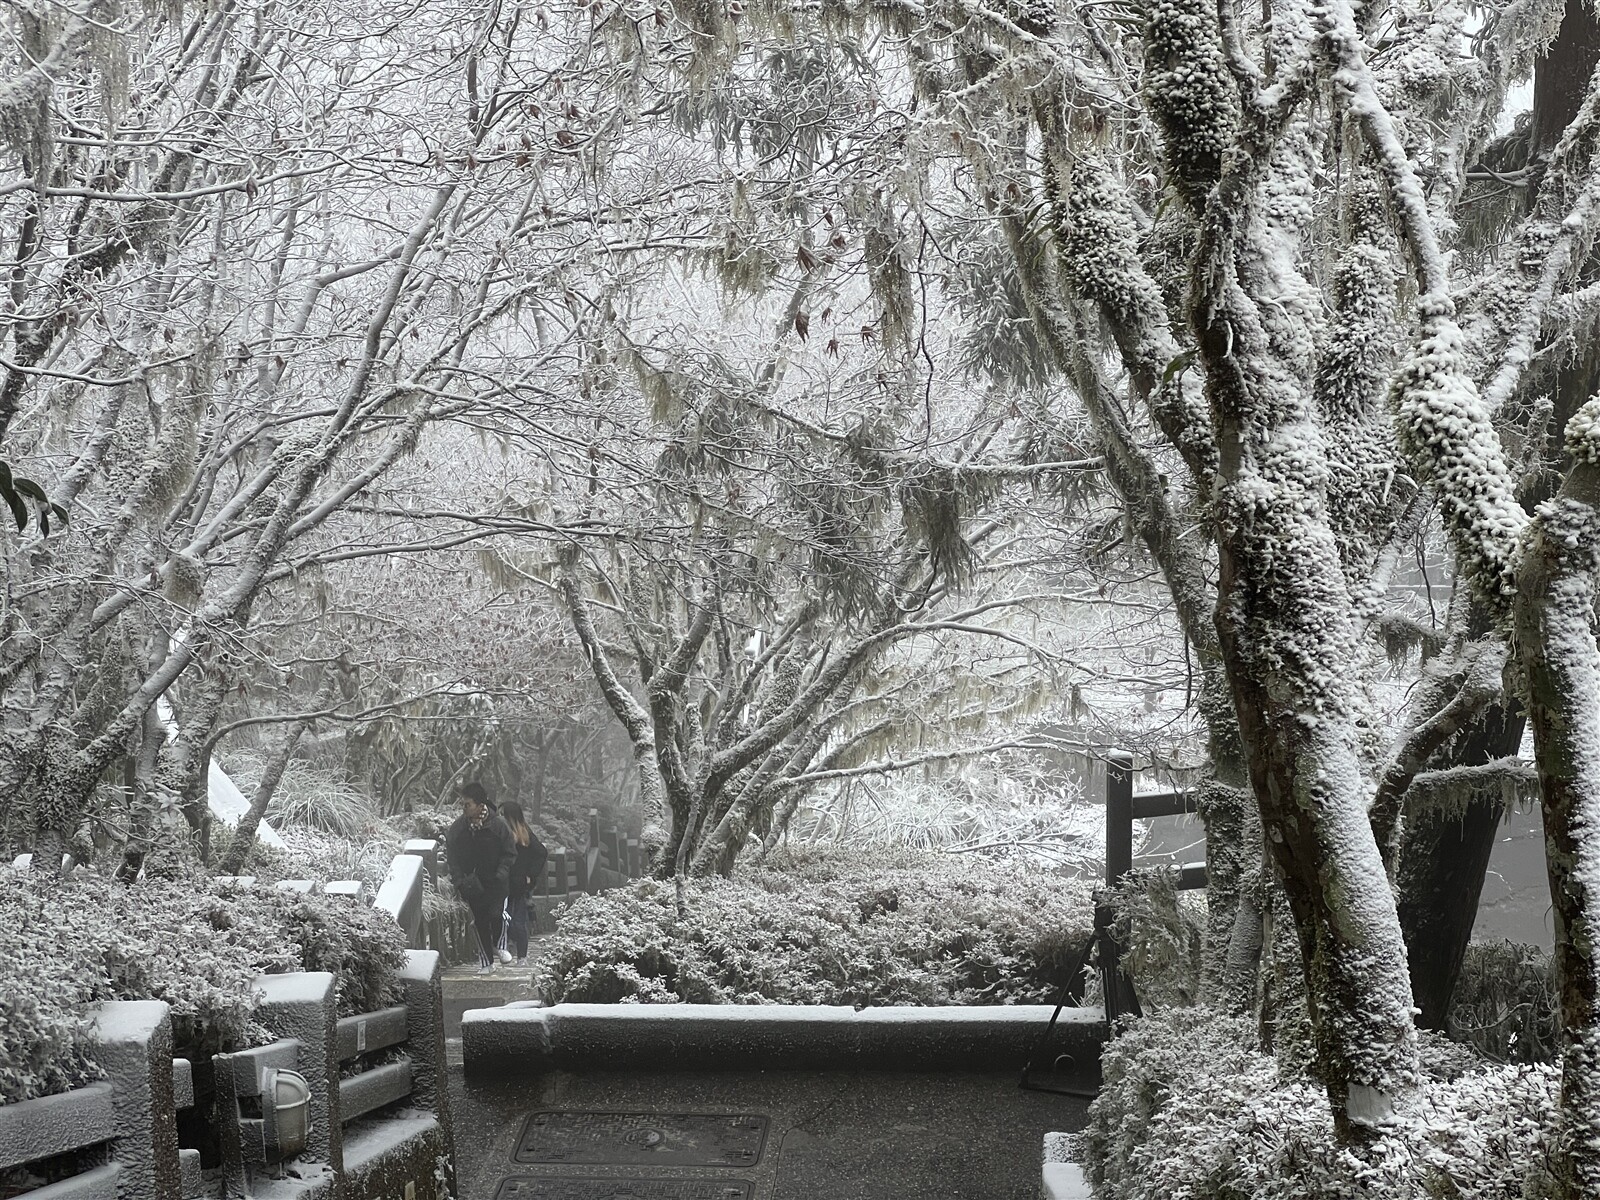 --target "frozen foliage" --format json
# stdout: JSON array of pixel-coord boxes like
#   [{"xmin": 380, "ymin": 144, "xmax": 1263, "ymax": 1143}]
[
  {"xmin": 534, "ymin": 848, "xmax": 1093, "ymax": 1007},
  {"xmin": 0, "ymin": 867, "xmax": 404, "ymax": 1105},
  {"xmin": 1563, "ymin": 396, "xmax": 1600, "ymax": 463},
  {"xmin": 1108, "ymin": 868, "xmax": 1207, "ymax": 1011},
  {"xmin": 1085, "ymin": 1009, "xmax": 1561, "ymax": 1200},
  {"xmin": 1449, "ymin": 942, "xmax": 1559, "ymax": 1065}
]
